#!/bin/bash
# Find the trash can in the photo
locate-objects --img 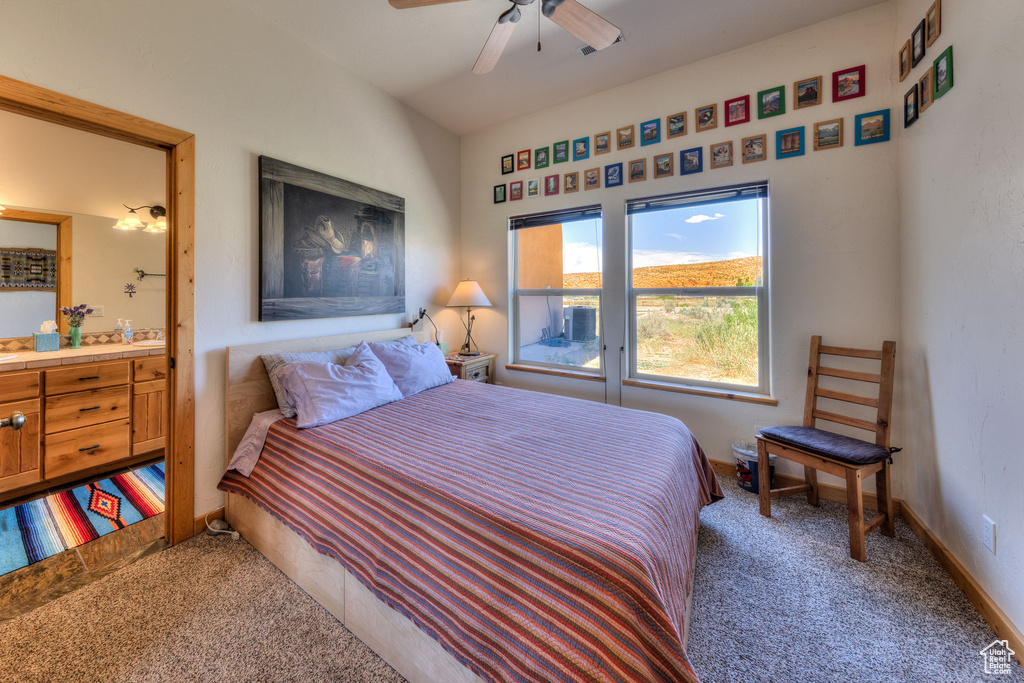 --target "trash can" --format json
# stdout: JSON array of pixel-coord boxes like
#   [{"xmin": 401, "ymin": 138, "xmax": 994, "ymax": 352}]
[{"xmin": 733, "ymin": 441, "xmax": 776, "ymax": 493}]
